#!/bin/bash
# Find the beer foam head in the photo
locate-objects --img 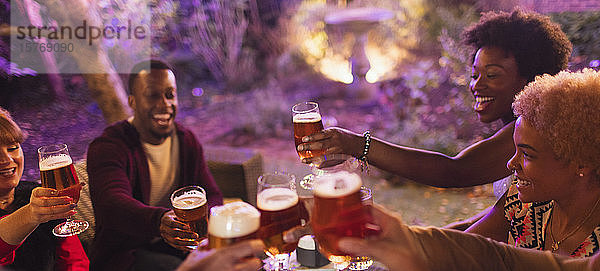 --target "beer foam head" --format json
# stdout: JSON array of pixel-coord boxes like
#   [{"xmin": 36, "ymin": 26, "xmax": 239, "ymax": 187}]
[
  {"xmin": 257, "ymin": 188, "xmax": 299, "ymax": 211},
  {"xmin": 313, "ymin": 171, "xmax": 362, "ymax": 198},
  {"xmin": 39, "ymin": 154, "xmax": 72, "ymax": 171},
  {"xmin": 172, "ymin": 192, "xmax": 207, "ymax": 210},
  {"xmin": 209, "ymin": 202, "xmax": 260, "ymax": 238},
  {"xmin": 293, "ymin": 112, "xmax": 321, "ymax": 123}
]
